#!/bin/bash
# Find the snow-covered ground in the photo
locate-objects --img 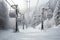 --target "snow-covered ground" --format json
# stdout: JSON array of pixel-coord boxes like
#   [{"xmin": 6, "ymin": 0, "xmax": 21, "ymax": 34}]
[
  {"xmin": 19, "ymin": 27, "xmax": 41, "ymax": 33},
  {"xmin": 0, "ymin": 26, "xmax": 60, "ymax": 40}
]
